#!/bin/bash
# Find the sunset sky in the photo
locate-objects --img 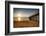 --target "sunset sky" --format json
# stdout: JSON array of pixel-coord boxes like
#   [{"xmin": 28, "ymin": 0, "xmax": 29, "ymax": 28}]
[{"xmin": 13, "ymin": 8, "xmax": 39, "ymax": 17}]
